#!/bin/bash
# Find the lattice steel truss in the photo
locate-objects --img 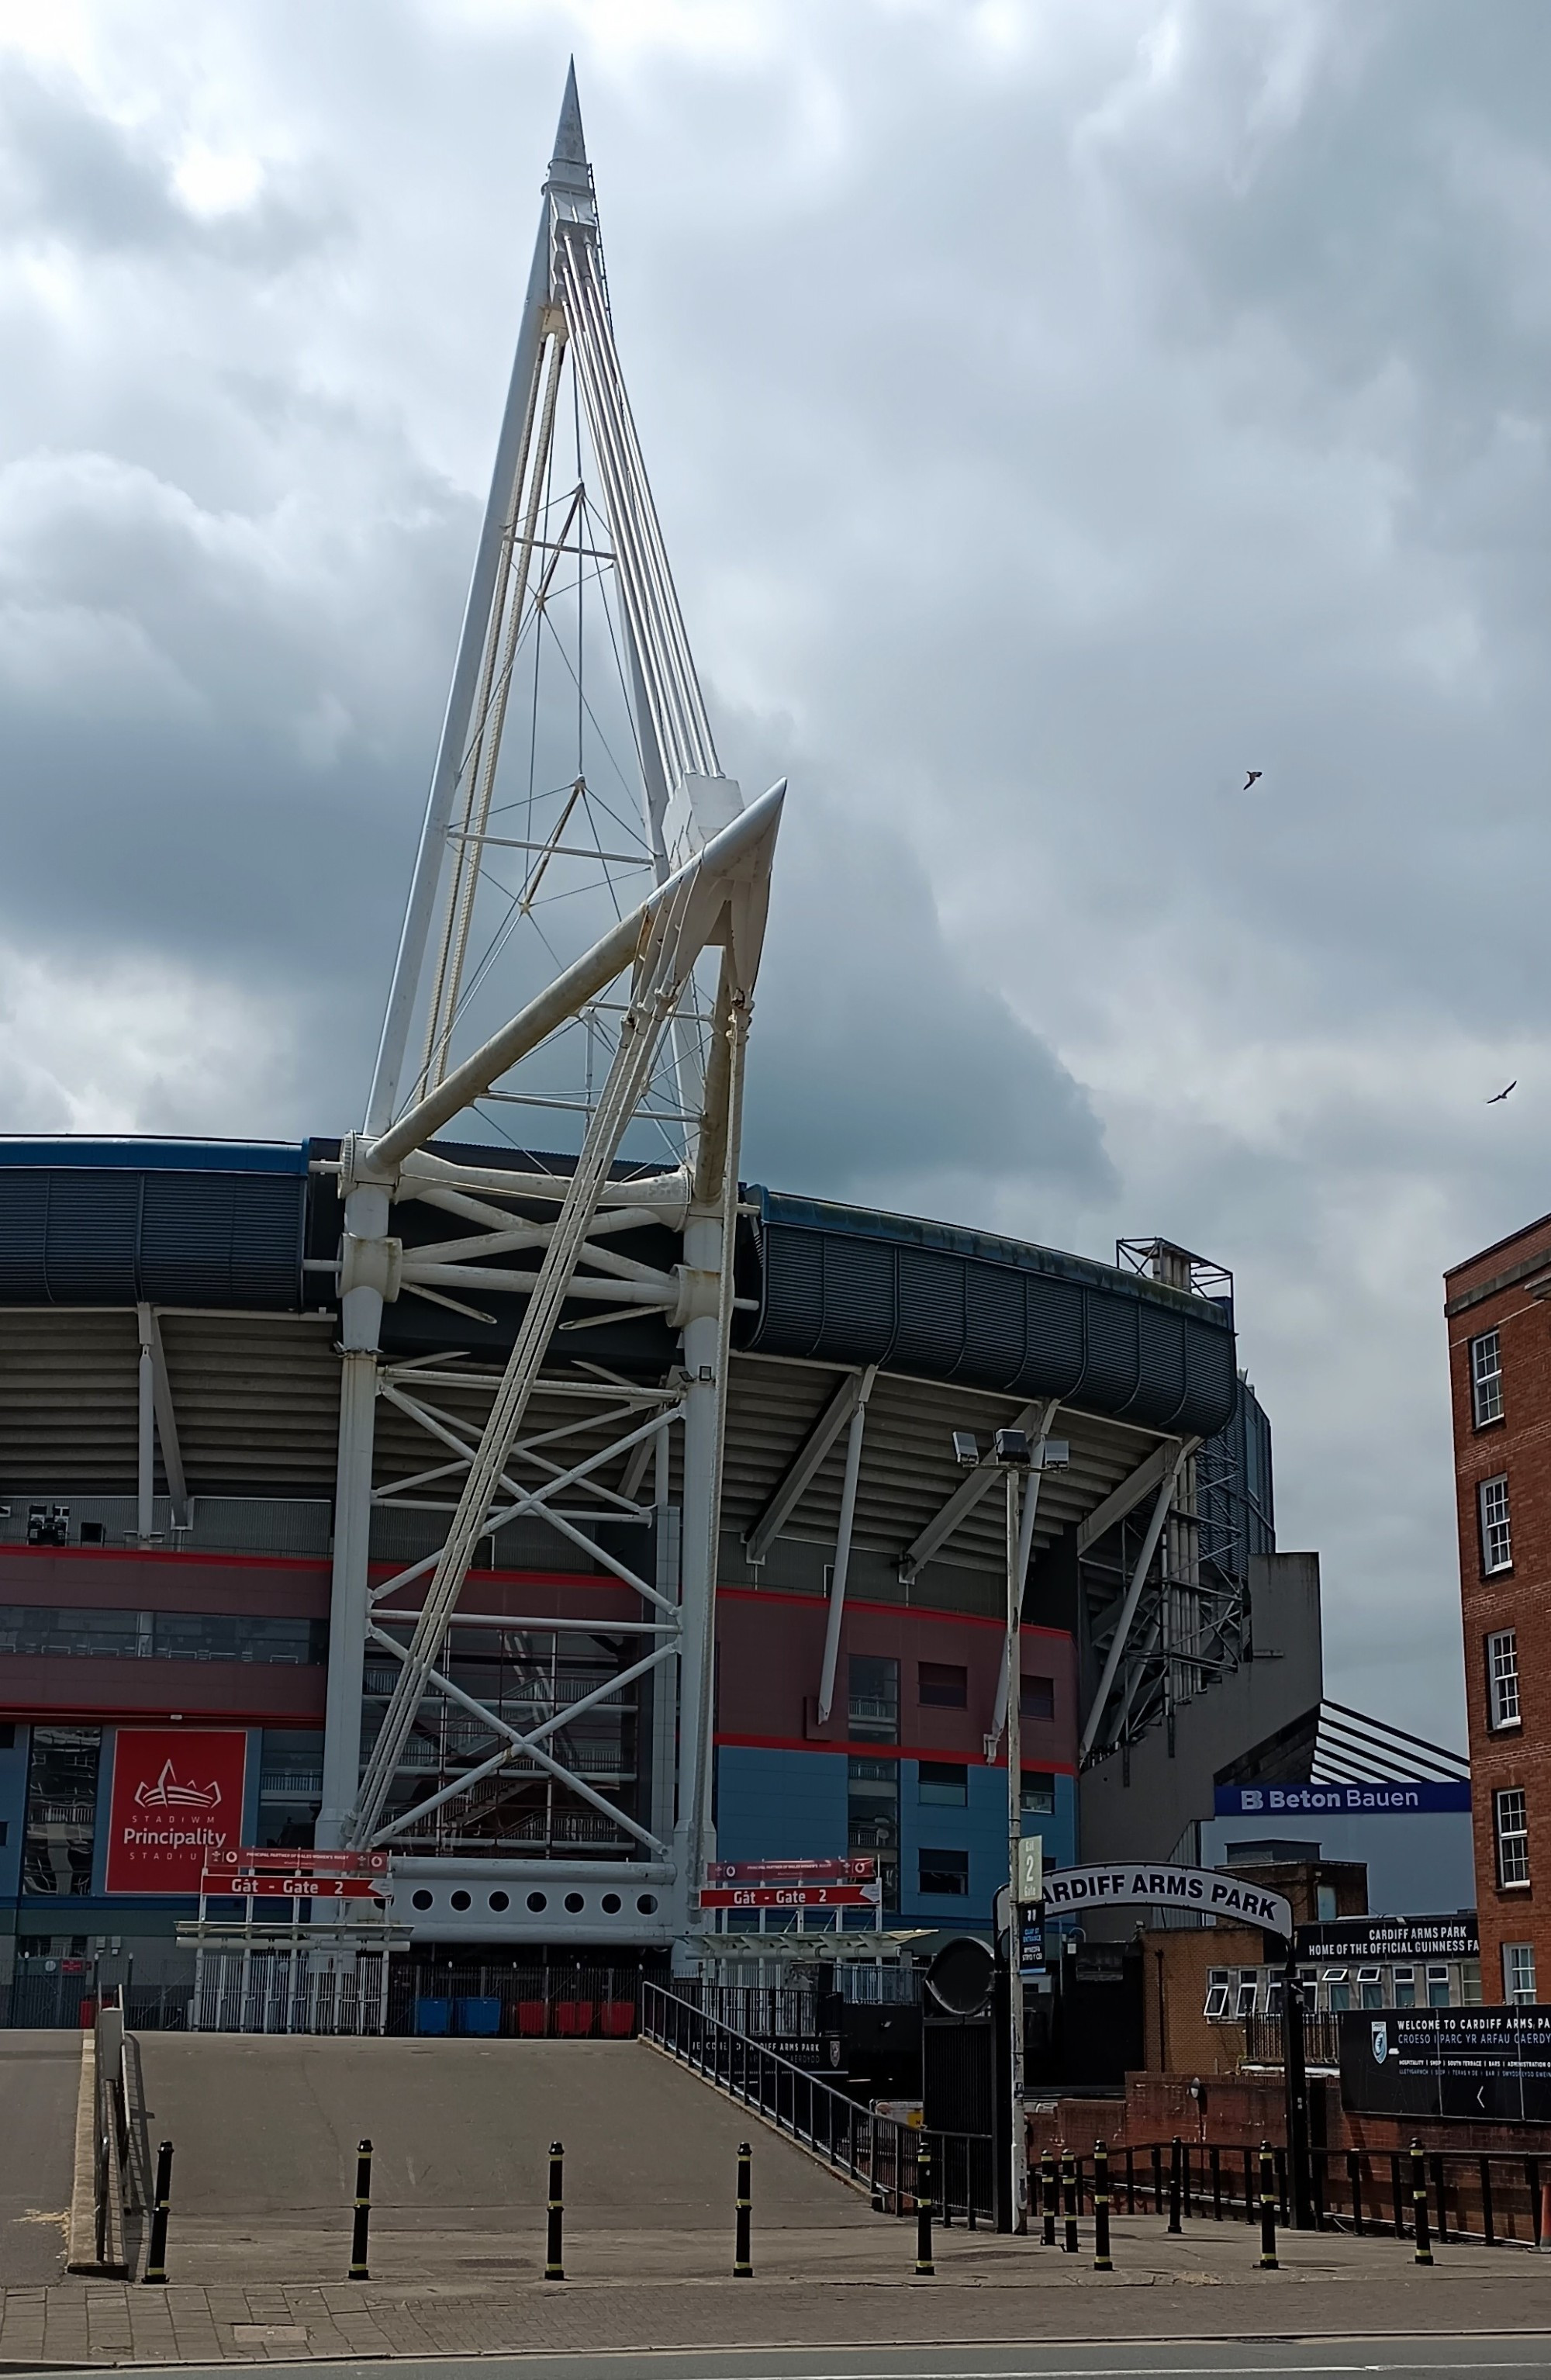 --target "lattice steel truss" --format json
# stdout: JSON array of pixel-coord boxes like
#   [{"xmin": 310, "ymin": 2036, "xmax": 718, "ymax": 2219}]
[{"xmin": 313, "ymin": 71, "xmax": 784, "ymax": 1949}]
